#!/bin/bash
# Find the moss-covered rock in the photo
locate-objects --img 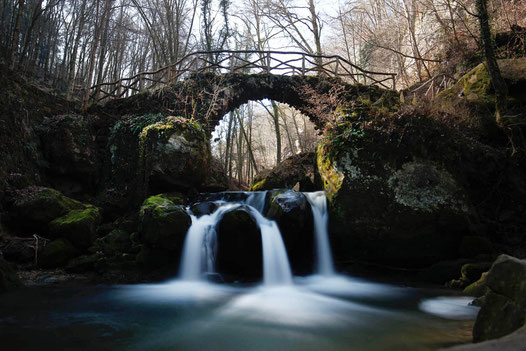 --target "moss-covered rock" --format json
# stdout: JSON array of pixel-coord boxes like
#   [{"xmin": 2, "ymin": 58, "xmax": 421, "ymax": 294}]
[
  {"xmin": 137, "ymin": 194, "xmax": 191, "ymax": 268},
  {"xmin": 49, "ymin": 207, "xmax": 101, "ymax": 250},
  {"xmin": 10, "ymin": 186, "xmax": 89, "ymax": 233},
  {"xmin": 318, "ymin": 121, "xmax": 474, "ymax": 267},
  {"xmin": 464, "ymin": 272, "xmax": 489, "ymax": 297},
  {"xmin": 473, "ymin": 255, "xmax": 526, "ymax": 342},
  {"xmin": 448, "ymin": 262, "xmax": 492, "ymax": 289},
  {"xmin": 139, "ymin": 116, "xmax": 210, "ymax": 193},
  {"xmin": 436, "ymin": 58, "xmax": 526, "ymax": 144},
  {"xmin": 38, "ymin": 238, "xmax": 79, "ymax": 268}
]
